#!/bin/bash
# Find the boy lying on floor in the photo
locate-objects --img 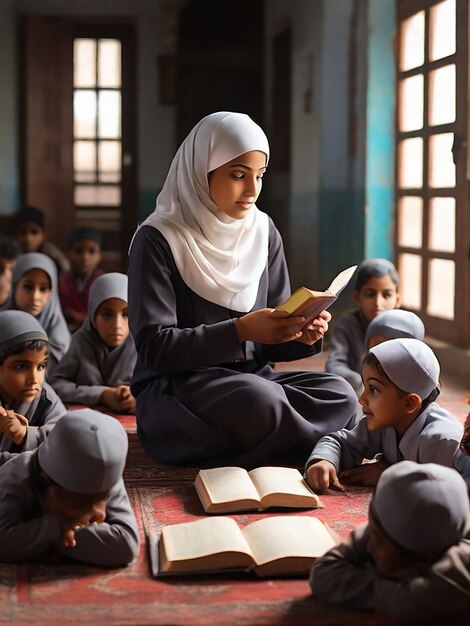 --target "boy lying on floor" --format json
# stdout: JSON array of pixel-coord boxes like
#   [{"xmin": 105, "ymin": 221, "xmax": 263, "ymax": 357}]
[
  {"xmin": 310, "ymin": 461, "xmax": 470, "ymax": 622},
  {"xmin": 0, "ymin": 409, "xmax": 139, "ymax": 566}
]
